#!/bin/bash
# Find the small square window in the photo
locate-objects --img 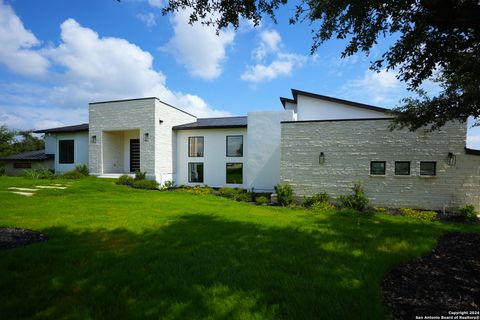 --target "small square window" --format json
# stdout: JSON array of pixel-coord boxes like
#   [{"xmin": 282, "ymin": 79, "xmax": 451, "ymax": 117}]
[
  {"xmin": 226, "ymin": 163, "xmax": 243, "ymax": 184},
  {"xmin": 226, "ymin": 136, "xmax": 243, "ymax": 157},
  {"xmin": 188, "ymin": 162, "xmax": 204, "ymax": 183},
  {"xmin": 420, "ymin": 161, "xmax": 436, "ymax": 176},
  {"xmin": 370, "ymin": 161, "xmax": 386, "ymax": 175},
  {"xmin": 188, "ymin": 137, "xmax": 204, "ymax": 157},
  {"xmin": 395, "ymin": 161, "xmax": 410, "ymax": 175}
]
